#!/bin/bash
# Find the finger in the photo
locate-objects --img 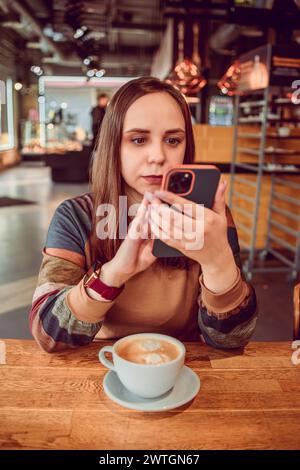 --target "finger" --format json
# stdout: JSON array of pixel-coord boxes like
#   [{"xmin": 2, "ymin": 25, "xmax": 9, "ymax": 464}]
[
  {"xmin": 149, "ymin": 212, "xmax": 201, "ymax": 252},
  {"xmin": 150, "ymin": 209, "xmax": 197, "ymax": 246},
  {"xmin": 212, "ymin": 179, "xmax": 227, "ymax": 215},
  {"xmin": 141, "ymin": 209, "xmax": 150, "ymax": 239},
  {"xmin": 150, "ymin": 202, "xmax": 199, "ymax": 237},
  {"xmin": 149, "ymin": 215, "xmax": 183, "ymax": 250},
  {"xmin": 132, "ymin": 197, "xmax": 150, "ymax": 226},
  {"xmin": 149, "ymin": 210, "xmax": 172, "ymax": 241},
  {"xmin": 136, "ymin": 196, "xmax": 149, "ymax": 217},
  {"xmin": 153, "ymin": 190, "xmax": 199, "ymax": 219},
  {"xmin": 128, "ymin": 197, "xmax": 149, "ymax": 240}
]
